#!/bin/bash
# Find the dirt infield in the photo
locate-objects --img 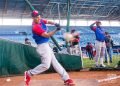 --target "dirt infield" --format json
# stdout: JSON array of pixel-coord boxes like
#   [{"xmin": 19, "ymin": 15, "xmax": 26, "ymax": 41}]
[{"xmin": 0, "ymin": 71, "xmax": 120, "ymax": 86}]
